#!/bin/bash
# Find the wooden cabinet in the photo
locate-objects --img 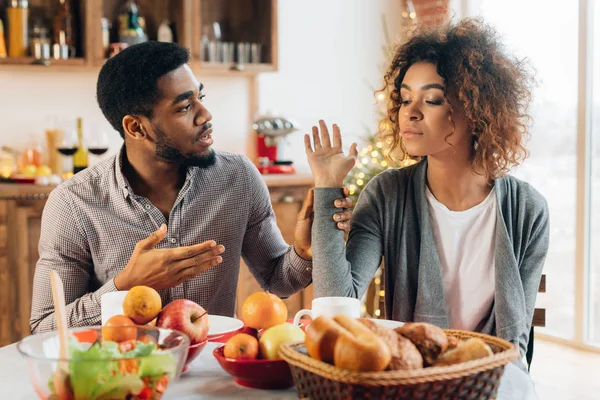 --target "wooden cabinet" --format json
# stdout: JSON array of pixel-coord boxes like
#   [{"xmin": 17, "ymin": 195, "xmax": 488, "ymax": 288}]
[
  {"xmin": 0, "ymin": 0, "xmax": 278, "ymax": 75},
  {"xmin": 0, "ymin": 185, "xmax": 53, "ymax": 347},
  {"xmin": 235, "ymin": 174, "xmax": 314, "ymax": 320}
]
